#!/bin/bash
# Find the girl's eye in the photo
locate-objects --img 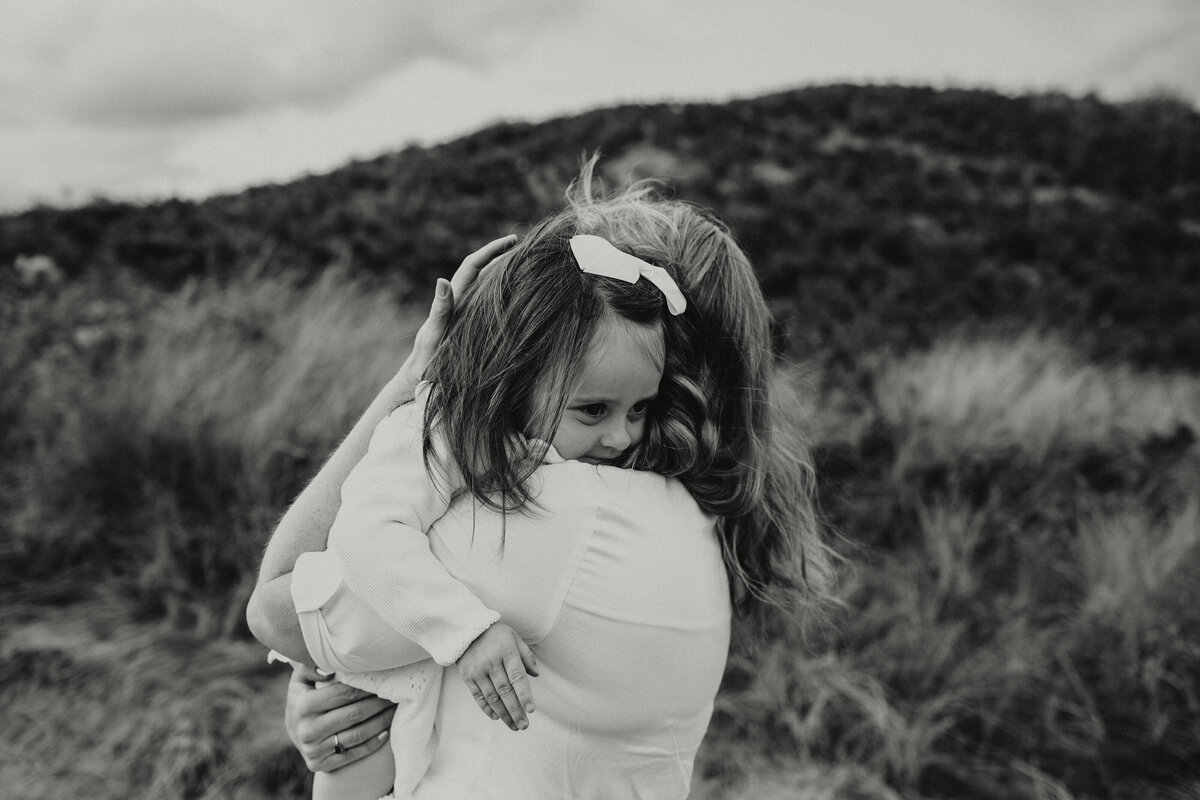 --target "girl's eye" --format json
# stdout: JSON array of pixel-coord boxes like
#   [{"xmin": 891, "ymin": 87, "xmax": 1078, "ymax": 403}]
[
  {"xmin": 578, "ymin": 403, "xmax": 607, "ymax": 419},
  {"xmin": 628, "ymin": 401, "xmax": 649, "ymax": 419}
]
